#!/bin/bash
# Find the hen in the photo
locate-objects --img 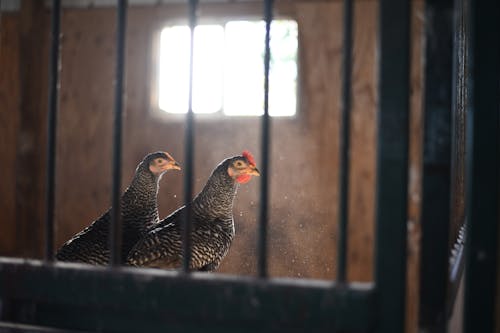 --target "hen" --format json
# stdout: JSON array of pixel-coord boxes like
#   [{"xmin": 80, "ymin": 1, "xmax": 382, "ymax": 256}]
[
  {"xmin": 56, "ymin": 151, "xmax": 181, "ymax": 264},
  {"xmin": 127, "ymin": 151, "xmax": 259, "ymax": 271}
]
